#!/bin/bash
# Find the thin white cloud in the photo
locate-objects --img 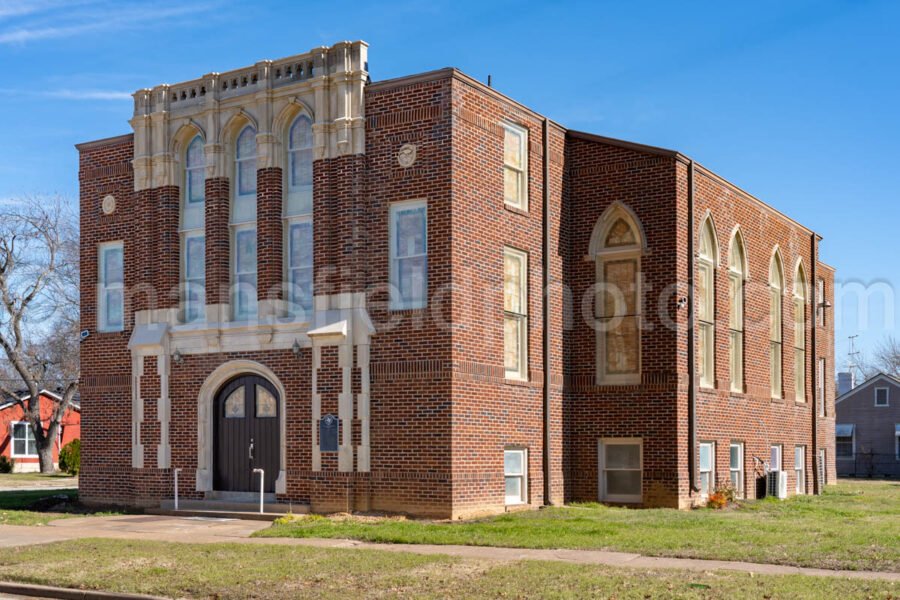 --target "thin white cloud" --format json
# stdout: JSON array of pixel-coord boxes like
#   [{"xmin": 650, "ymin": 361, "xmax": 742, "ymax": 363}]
[
  {"xmin": 0, "ymin": 87, "xmax": 131, "ymax": 101},
  {"xmin": 0, "ymin": 1, "xmax": 217, "ymax": 45}
]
